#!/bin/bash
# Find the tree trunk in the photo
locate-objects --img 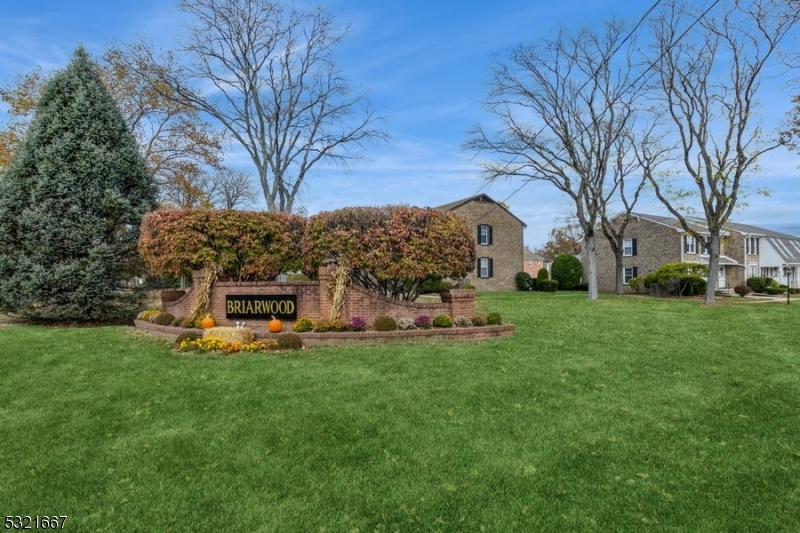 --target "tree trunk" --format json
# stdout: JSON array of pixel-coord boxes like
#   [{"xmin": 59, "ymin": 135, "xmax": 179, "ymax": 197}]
[
  {"xmin": 613, "ymin": 247, "xmax": 624, "ymax": 295},
  {"xmin": 585, "ymin": 233, "xmax": 598, "ymax": 301},
  {"xmin": 704, "ymin": 231, "xmax": 720, "ymax": 305}
]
